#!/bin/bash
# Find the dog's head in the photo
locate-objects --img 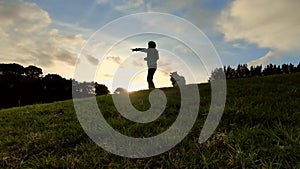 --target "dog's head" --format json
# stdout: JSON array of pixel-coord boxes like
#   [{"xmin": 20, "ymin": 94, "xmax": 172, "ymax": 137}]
[{"xmin": 170, "ymin": 72, "xmax": 179, "ymax": 77}]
